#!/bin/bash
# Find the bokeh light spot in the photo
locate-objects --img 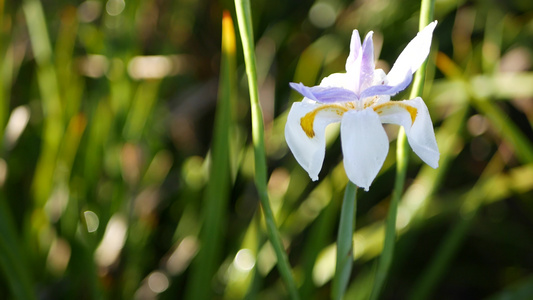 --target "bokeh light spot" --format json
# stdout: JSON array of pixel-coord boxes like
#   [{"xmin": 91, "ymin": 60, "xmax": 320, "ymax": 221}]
[
  {"xmin": 94, "ymin": 214, "xmax": 127, "ymax": 267},
  {"xmin": 234, "ymin": 249, "xmax": 256, "ymax": 271},
  {"xmin": 78, "ymin": 0, "xmax": 102, "ymax": 22},
  {"xmin": 106, "ymin": 0, "xmax": 125, "ymax": 16},
  {"xmin": 84, "ymin": 210, "xmax": 100, "ymax": 233},
  {"xmin": 148, "ymin": 271, "xmax": 169, "ymax": 293},
  {"xmin": 309, "ymin": 2, "xmax": 337, "ymax": 28}
]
